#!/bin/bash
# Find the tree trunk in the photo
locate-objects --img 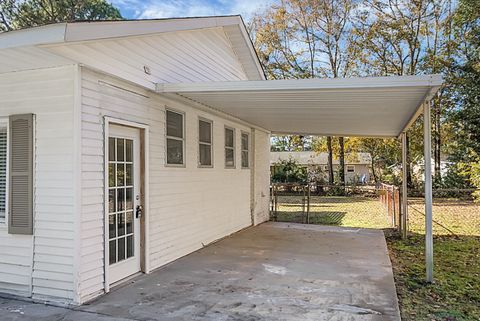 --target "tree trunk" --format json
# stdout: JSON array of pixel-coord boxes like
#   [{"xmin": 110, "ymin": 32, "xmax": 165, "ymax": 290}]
[
  {"xmin": 327, "ymin": 136, "xmax": 334, "ymax": 185},
  {"xmin": 406, "ymin": 134, "xmax": 414, "ymax": 189},
  {"xmin": 434, "ymin": 98, "xmax": 441, "ymax": 181},
  {"xmin": 339, "ymin": 137, "xmax": 345, "ymax": 187},
  {"xmin": 371, "ymin": 158, "xmax": 378, "ymax": 183}
]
